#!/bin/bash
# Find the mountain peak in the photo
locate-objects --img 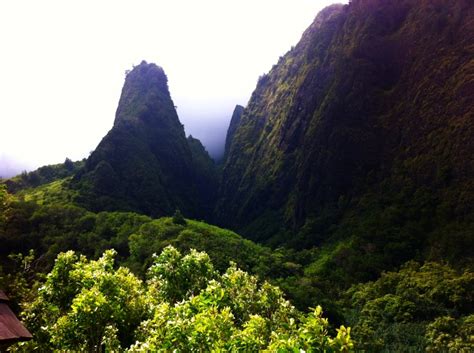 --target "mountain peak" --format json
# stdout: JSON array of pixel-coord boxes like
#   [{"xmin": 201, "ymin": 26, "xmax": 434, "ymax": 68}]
[
  {"xmin": 114, "ymin": 61, "xmax": 174, "ymax": 127},
  {"xmin": 73, "ymin": 62, "xmax": 207, "ymax": 217},
  {"xmin": 125, "ymin": 61, "xmax": 167, "ymax": 84}
]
